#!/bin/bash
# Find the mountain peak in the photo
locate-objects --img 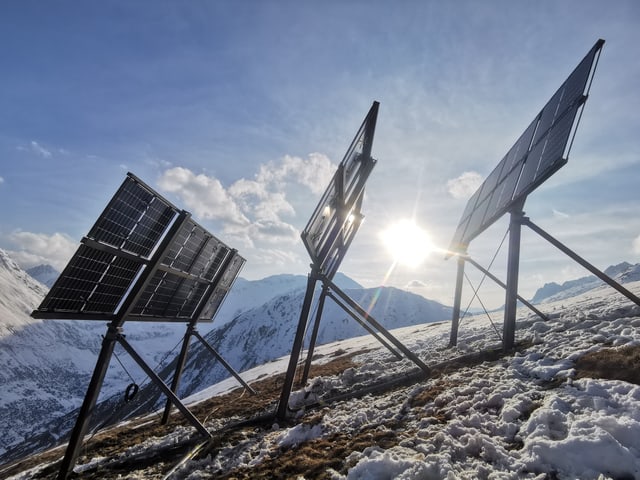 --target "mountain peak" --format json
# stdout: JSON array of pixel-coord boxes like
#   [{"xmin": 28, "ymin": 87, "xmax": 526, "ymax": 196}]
[
  {"xmin": 531, "ymin": 261, "xmax": 640, "ymax": 304},
  {"xmin": 26, "ymin": 264, "xmax": 60, "ymax": 288}
]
